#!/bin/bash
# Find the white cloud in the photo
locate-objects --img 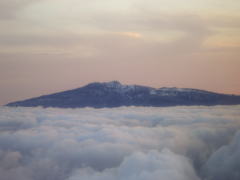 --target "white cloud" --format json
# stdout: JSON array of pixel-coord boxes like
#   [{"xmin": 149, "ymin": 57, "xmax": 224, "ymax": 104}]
[
  {"xmin": 0, "ymin": 105, "xmax": 240, "ymax": 180},
  {"xmin": 202, "ymin": 131, "xmax": 240, "ymax": 180},
  {"xmin": 68, "ymin": 150, "xmax": 200, "ymax": 180}
]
